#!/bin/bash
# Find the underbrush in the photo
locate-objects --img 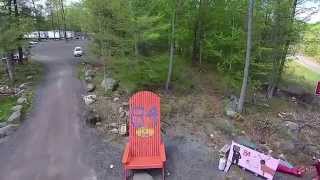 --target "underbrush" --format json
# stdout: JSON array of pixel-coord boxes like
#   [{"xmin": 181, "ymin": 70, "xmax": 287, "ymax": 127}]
[{"xmin": 0, "ymin": 60, "xmax": 43, "ymax": 86}]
